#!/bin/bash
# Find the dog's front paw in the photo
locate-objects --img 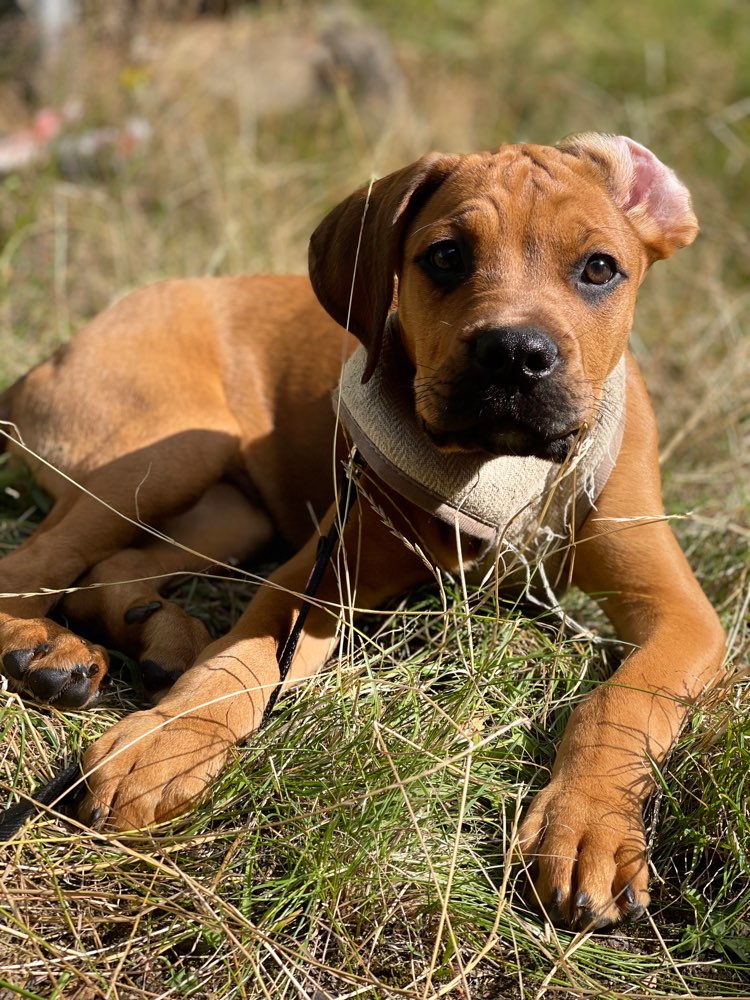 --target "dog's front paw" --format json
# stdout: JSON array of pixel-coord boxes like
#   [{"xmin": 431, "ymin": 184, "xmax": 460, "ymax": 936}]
[
  {"xmin": 79, "ymin": 707, "xmax": 232, "ymax": 831},
  {"xmin": 0, "ymin": 617, "xmax": 109, "ymax": 709},
  {"xmin": 517, "ymin": 779, "xmax": 650, "ymax": 929}
]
